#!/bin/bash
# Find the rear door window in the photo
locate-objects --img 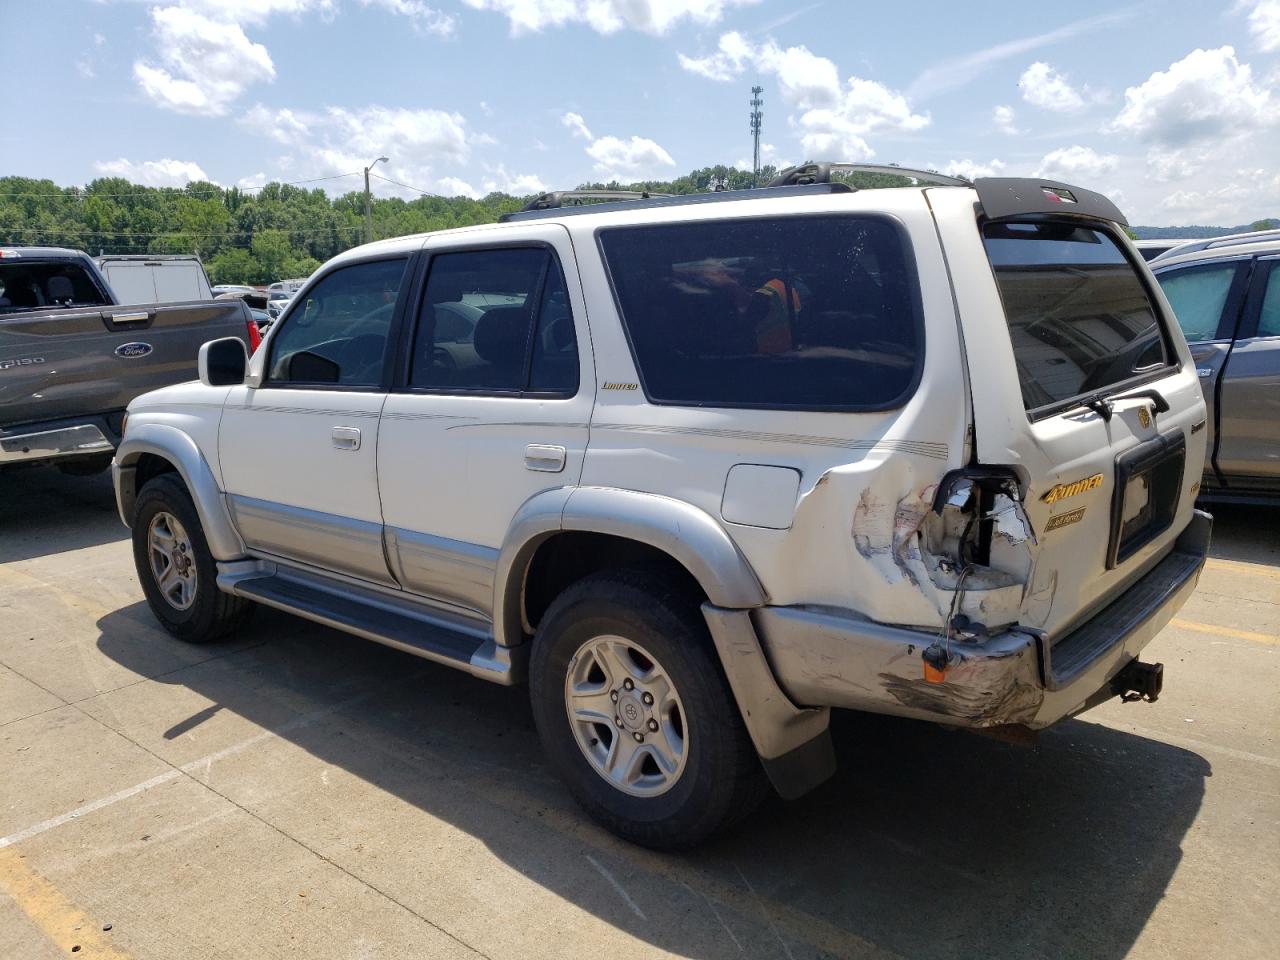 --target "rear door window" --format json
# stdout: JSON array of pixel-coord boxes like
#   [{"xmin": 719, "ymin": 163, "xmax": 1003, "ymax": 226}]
[
  {"xmin": 983, "ymin": 222, "xmax": 1172, "ymax": 412},
  {"xmin": 1255, "ymin": 263, "xmax": 1280, "ymax": 338},
  {"xmin": 598, "ymin": 216, "xmax": 922, "ymax": 410},
  {"xmin": 1154, "ymin": 261, "xmax": 1246, "ymax": 343},
  {"xmin": 409, "ymin": 247, "xmax": 579, "ymax": 396}
]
